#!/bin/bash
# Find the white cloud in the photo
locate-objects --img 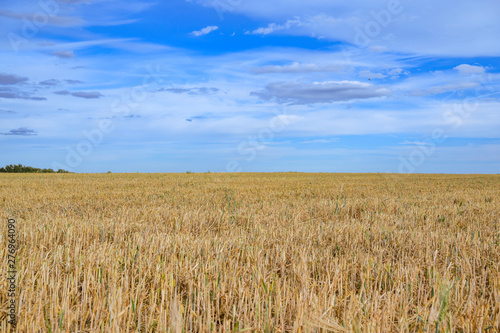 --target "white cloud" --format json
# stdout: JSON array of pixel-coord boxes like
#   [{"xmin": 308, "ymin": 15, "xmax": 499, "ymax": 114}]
[
  {"xmin": 191, "ymin": 26, "xmax": 219, "ymax": 37},
  {"xmin": 89, "ymin": 19, "xmax": 141, "ymax": 26},
  {"xmin": 246, "ymin": 19, "xmax": 303, "ymax": 35},
  {"xmin": 358, "ymin": 68, "xmax": 409, "ymax": 80},
  {"xmin": 301, "ymin": 138, "xmax": 339, "ymax": 144},
  {"xmin": 247, "ymin": 23, "xmax": 281, "ymax": 35},
  {"xmin": 412, "ymin": 82, "xmax": 480, "ymax": 96},
  {"xmin": 271, "ymin": 114, "xmax": 302, "ymax": 125},
  {"xmin": 399, "ymin": 141, "xmax": 434, "ymax": 146},
  {"xmin": 253, "ymin": 62, "xmax": 344, "ymax": 74},
  {"xmin": 454, "ymin": 64, "xmax": 486, "ymax": 74},
  {"xmin": 359, "ymin": 70, "xmax": 386, "ymax": 79},
  {"xmin": 388, "ymin": 68, "xmax": 408, "ymax": 77}
]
